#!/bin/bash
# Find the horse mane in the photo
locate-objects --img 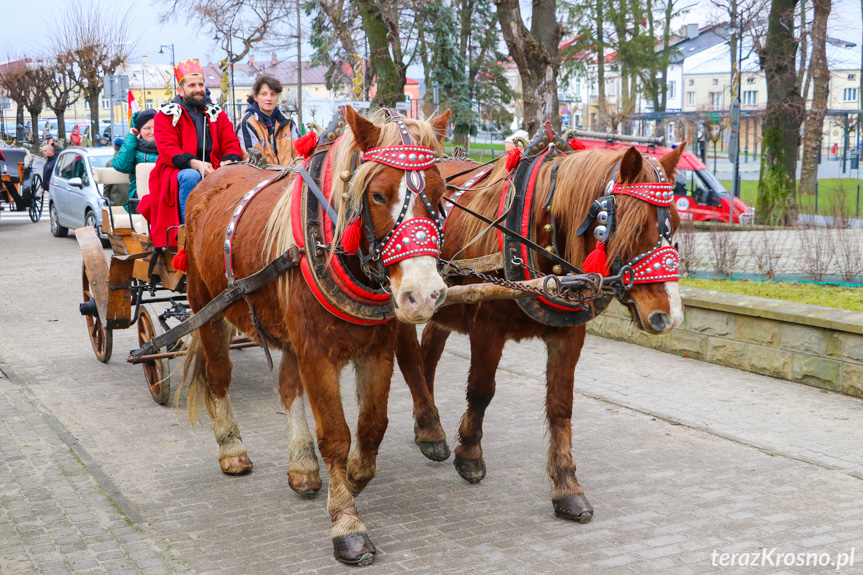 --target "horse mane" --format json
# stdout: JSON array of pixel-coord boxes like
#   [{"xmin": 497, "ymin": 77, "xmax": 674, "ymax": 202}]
[
  {"xmin": 262, "ymin": 109, "xmax": 446, "ymax": 263},
  {"xmin": 449, "ymin": 148, "xmax": 667, "ymax": 266}
]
